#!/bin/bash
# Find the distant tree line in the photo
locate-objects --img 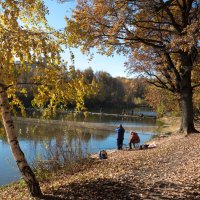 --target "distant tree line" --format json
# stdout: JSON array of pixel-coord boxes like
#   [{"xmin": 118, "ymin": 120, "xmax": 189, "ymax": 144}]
[
  {"xmin": 16, "ymin": 65, "xmax": 200, "ymax": 117},
  {"xmin": 72, "ymin": 67, "xmax": 148, "ymax": 109},
  {"xmin": 16, "ymin": 66, "xmax": 148, "ymax": 111}
]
